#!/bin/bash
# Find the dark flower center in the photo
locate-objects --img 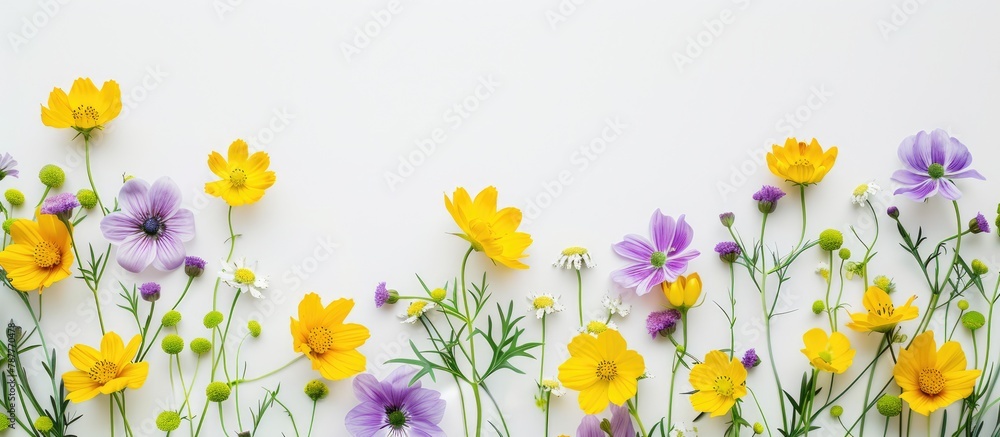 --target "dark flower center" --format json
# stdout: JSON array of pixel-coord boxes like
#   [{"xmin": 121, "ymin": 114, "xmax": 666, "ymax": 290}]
[
  {"xmin": 650, "ymin": 251, "xmax": 667, "ymax": 268},
  {"xmin": 386, "ymin": 408, "xmax": 407, "ymax": 428},
  {"xmin": 927, "ymin": 163, "xmax": 945, "ymax": 179},
  {"xmin": 142, "ymin": 217, "xmax": 162, "ymax": 236}
]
